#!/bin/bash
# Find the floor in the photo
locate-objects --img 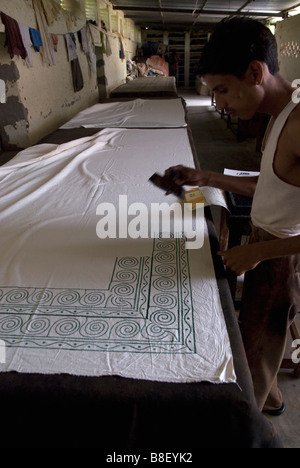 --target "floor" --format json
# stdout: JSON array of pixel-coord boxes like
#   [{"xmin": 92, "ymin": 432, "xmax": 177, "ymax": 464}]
[{"xmin": 179, "ymin": 88, "xmax": 300, "ymax": 449}]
